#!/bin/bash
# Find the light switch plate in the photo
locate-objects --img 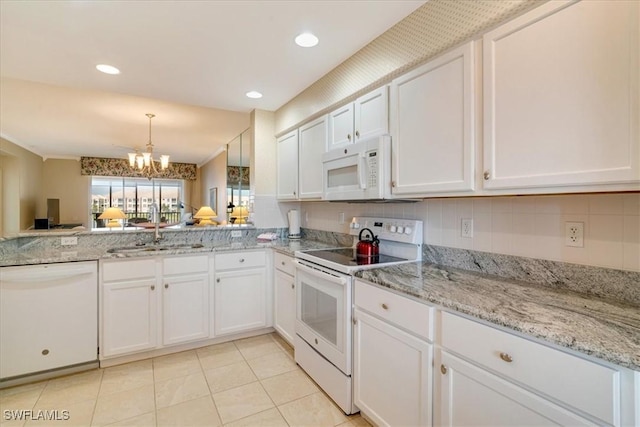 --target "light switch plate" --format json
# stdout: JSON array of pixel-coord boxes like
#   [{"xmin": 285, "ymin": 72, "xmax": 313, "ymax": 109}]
[{"xmin": 231, "ymin": 230, "xmax": 242, "ymax": 238}]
